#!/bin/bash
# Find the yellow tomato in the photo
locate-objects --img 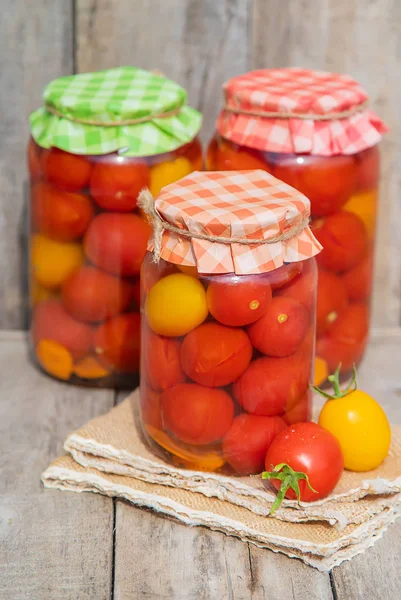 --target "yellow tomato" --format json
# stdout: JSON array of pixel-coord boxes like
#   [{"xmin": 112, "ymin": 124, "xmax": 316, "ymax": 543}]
[
  {"xmin": 343, "ymin": 190, "xmax": 378, "ymax": 240},
  {"xmin": 318, "ymin": 387, "xmax": 391, "ymax": 472},
  {"xmin": 31, "ymin": 234, "xmax": 84, "ymax": 289},
  {"xmin": 145, "ymin": 273, "xmax": 208, "ymax": 336},
  {"xmin": 150, "ymin": 157, "xmax": 193, "ymax": 196},
  {"xmin": 36, "ymin": 339, "xmax": 73, "ymax": 381}
]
